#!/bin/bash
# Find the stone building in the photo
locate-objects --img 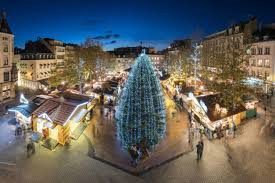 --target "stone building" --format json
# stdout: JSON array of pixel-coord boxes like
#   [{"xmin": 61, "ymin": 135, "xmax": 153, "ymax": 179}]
[
  {"xmin": 249, "ymin": 24, "xmax": 275, "ymax": 83},
  {"xmin": 0, "ymin": 12, "xmax": 16, "ymax": 104},
  {"xmin": 18, "ymin": 38, "xmax": 77, "ymax": 90},
  {"xmin": 202, "ymin": 17, "xmax": 257, "ymax": 68}
]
